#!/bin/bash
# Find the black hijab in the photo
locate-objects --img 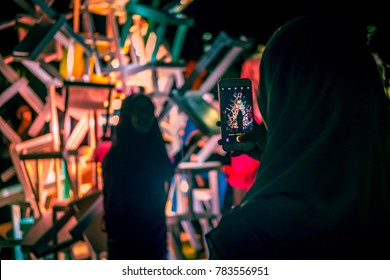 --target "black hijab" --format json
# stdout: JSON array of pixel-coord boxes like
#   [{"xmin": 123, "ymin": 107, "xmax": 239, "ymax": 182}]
[
  {"xmin": 103, "ymin": 93, "xmax": 173, "ymax": 182},
  {"xmin": 102, "ymin": 93, "xmax": 174, "ymax": 235},
  {"xmin": 206, "ymin": 15, "xmax": 390, "ymax": 259}
]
